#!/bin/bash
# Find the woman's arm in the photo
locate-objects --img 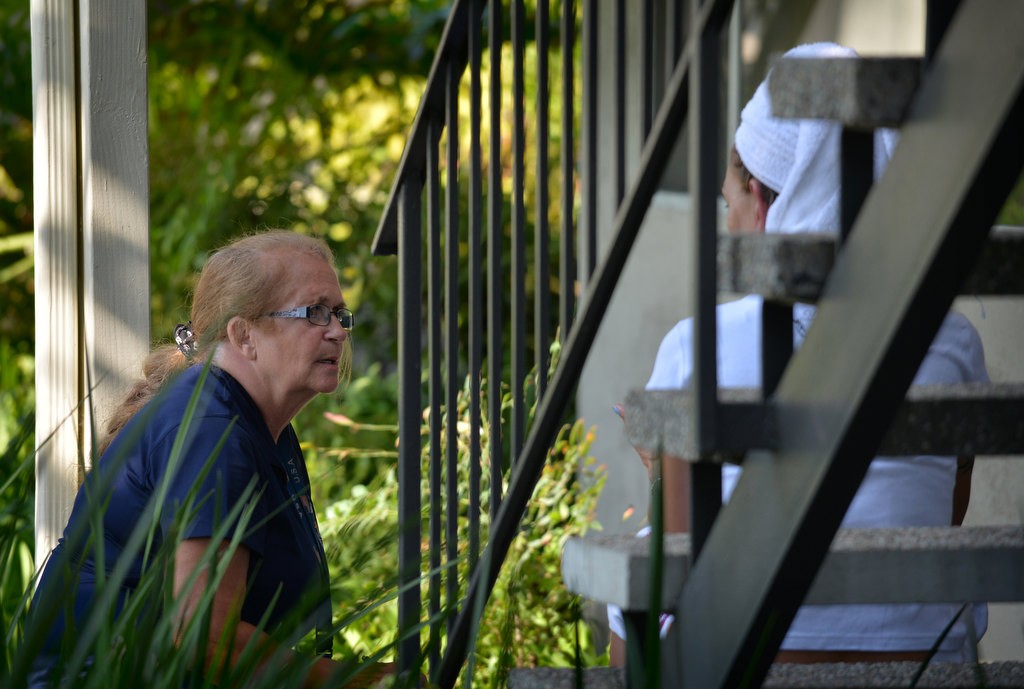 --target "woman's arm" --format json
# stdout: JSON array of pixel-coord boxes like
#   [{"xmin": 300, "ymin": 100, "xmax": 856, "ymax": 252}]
[
  {"xmin": 609, "ymin": 632, "xmax": 626, "ymax": 667},
  {"xmin": 952, "ymin": 455, "xmax": 975, "ymax": 526},
  {"xmin": 615, "ymin": 404, "xmax": 691, "ymax": 533},
  {"xmin": 173, "ymin": 538, "xmax": 394, "ymax": 688}
]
